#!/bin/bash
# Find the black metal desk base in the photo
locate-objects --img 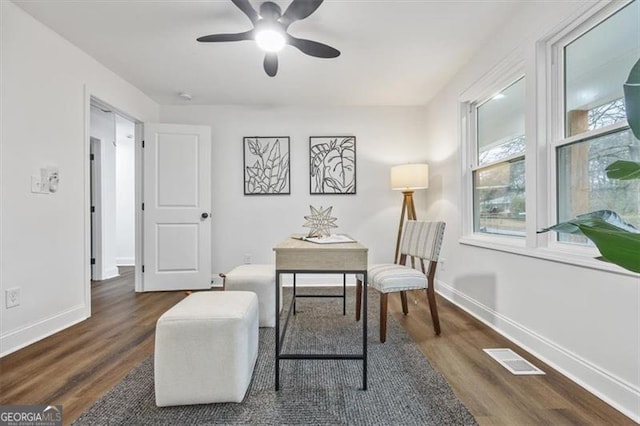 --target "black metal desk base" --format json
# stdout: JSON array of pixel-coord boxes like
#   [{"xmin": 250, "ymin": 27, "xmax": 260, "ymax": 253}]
[
  {"xmin": 292, "ymin": 273, "xmax": 347, "ymax": 315},
  {"xmin": 275, "ymin": 270, "xmax": 367, "ymax": 391}
]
